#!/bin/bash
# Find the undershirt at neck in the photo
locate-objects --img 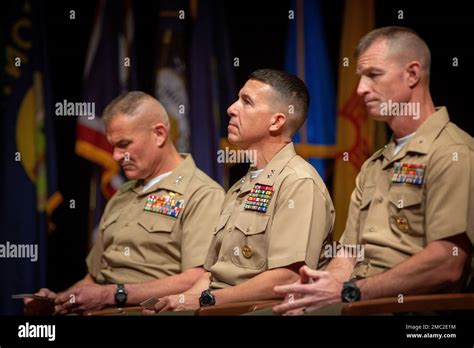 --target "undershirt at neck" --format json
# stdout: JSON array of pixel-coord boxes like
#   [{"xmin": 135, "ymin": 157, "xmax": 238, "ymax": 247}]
[
  {"xmin": 394, "ymin": 132, "xmax": 416, "ymax": 156},
  {"xmin": 250, "ymin": 169, "xmax": 264, "ymax": 180},
  {"xmin": 142, "ymin": 171, "xmax": 172, "ymax": 192}
]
